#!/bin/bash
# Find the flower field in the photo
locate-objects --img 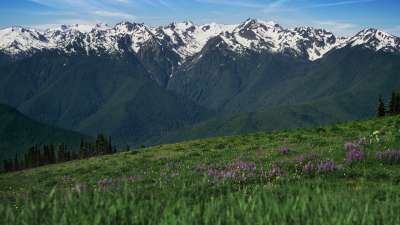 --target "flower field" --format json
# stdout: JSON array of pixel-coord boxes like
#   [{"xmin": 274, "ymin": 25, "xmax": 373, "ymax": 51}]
[{"xmin": 1, "ymin": 116, "xmax": 400, "ymax": 224}]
